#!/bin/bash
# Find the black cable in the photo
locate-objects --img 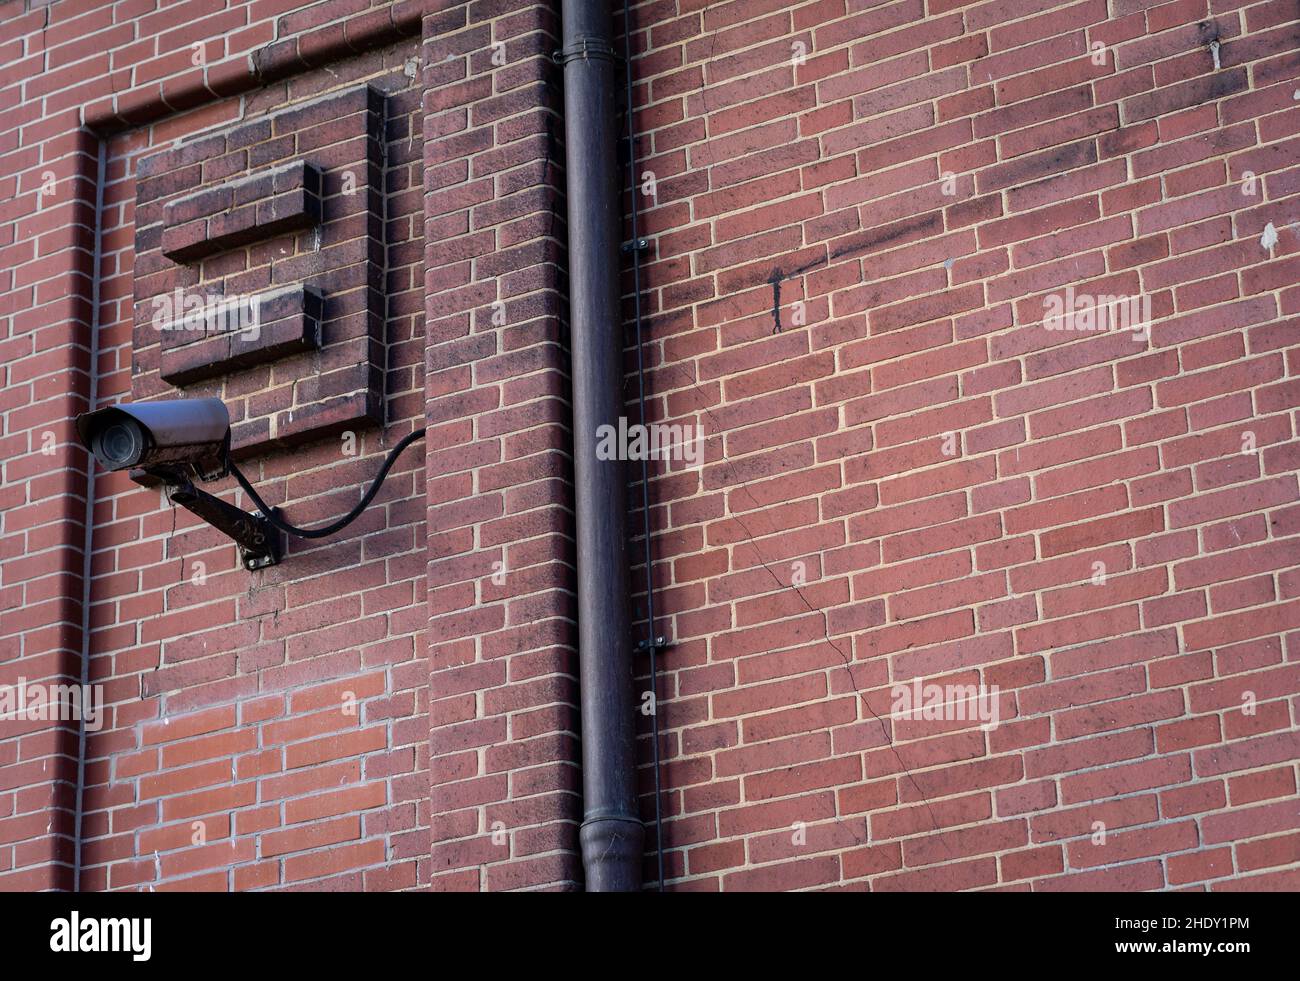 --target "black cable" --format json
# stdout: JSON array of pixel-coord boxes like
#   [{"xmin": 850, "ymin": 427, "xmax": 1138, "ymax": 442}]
[
  {"xmin": 228, "ymin": 428, "xmax": 425, "ymax": 540},
  {"xmin": 621, "ymin": 0, "xmax": 666, "ymax": 893}
]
